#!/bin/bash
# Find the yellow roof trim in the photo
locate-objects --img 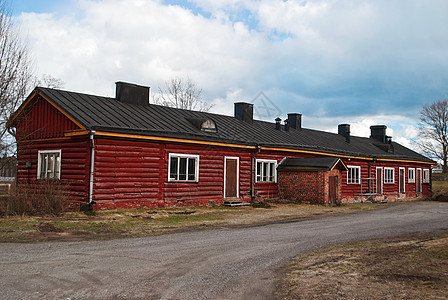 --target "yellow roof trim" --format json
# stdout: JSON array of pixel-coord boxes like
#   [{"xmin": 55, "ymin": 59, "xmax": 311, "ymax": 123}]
[
  {"xmin": 261, "ymin": 146, "xmax": 433, "ymax": 165},
  {"xmin": 376, "ymin": 158, "xmax": 434, "ymax": 165},
  {"xmin": 261, "ymin": 146, "xmax": 372, "ymax": 161},
  {"xmin": 94, "ymin": 131, "xmax": 256, "ymax": 149},
  {"xmin": 16, "ymin": 127, "xmax": 434, "ymax": 165},
  {"xmin": 64, "ymin": 130, "xmax": 89, "ymax": 137}
]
